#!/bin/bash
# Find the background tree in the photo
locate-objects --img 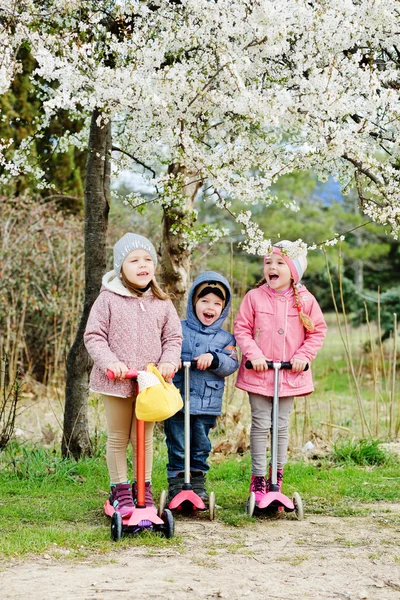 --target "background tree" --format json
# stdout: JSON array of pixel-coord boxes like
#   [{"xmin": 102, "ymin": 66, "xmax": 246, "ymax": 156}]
[
  {"xmin": 4, "ymin": 1, "xmax": 400, "ymax": 245},
  {"xmin": 62, "ymin": 110, "xmax": 111, "ymax": 458},
  {"xmin": 0, "ymin": 46, "xmax": 86, "ymax": 210}
]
